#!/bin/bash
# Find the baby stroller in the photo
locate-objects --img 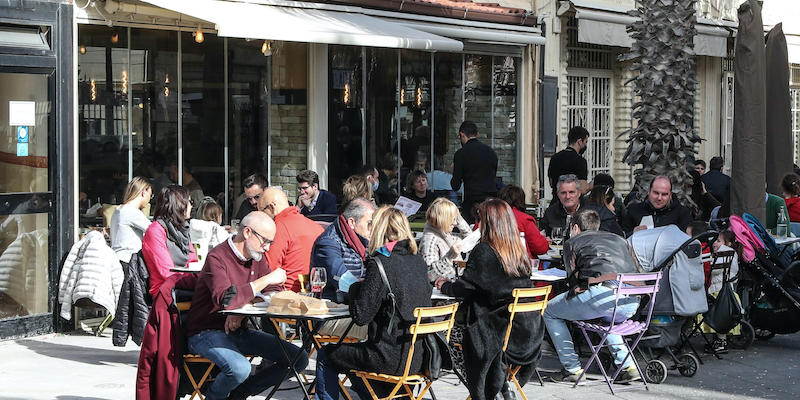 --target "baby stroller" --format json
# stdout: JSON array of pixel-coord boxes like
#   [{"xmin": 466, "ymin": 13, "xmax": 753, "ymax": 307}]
[
  {"xmin": 626, "ymin": 226, "xmax": 711, "ymax": 384},
  {"xmin": 731, "ymin": 214, "xmax": 800, "ymax": 339}
]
